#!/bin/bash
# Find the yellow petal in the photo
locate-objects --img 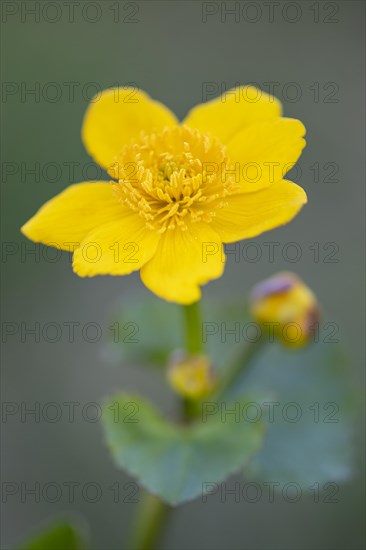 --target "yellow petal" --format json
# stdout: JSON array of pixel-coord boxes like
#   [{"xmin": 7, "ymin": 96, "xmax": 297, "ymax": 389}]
[
  {"xmin": 212, "ymin": 180, "xmax": 307, "ymax": 243},
  {"xmin": 226, "ymin": 118, "xmax": 306, "ymax": 193},
  {"xmin": 21, "ymin": 182, "xmax": 125, "ymax": 250},
  {"xmin": 140, "ymin": 224, "xmax": 225, "ymax": 304},
  {"xmin": 183, "ymin": 85, "xmax": 281, "ymax": 144},
  {"xmin": 72, "ymin": 213, "xmax": 160, "ymax": 277},
  {"xmin": 82, "ymin": 87, "xmax": 178, "ymax": 170}
]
